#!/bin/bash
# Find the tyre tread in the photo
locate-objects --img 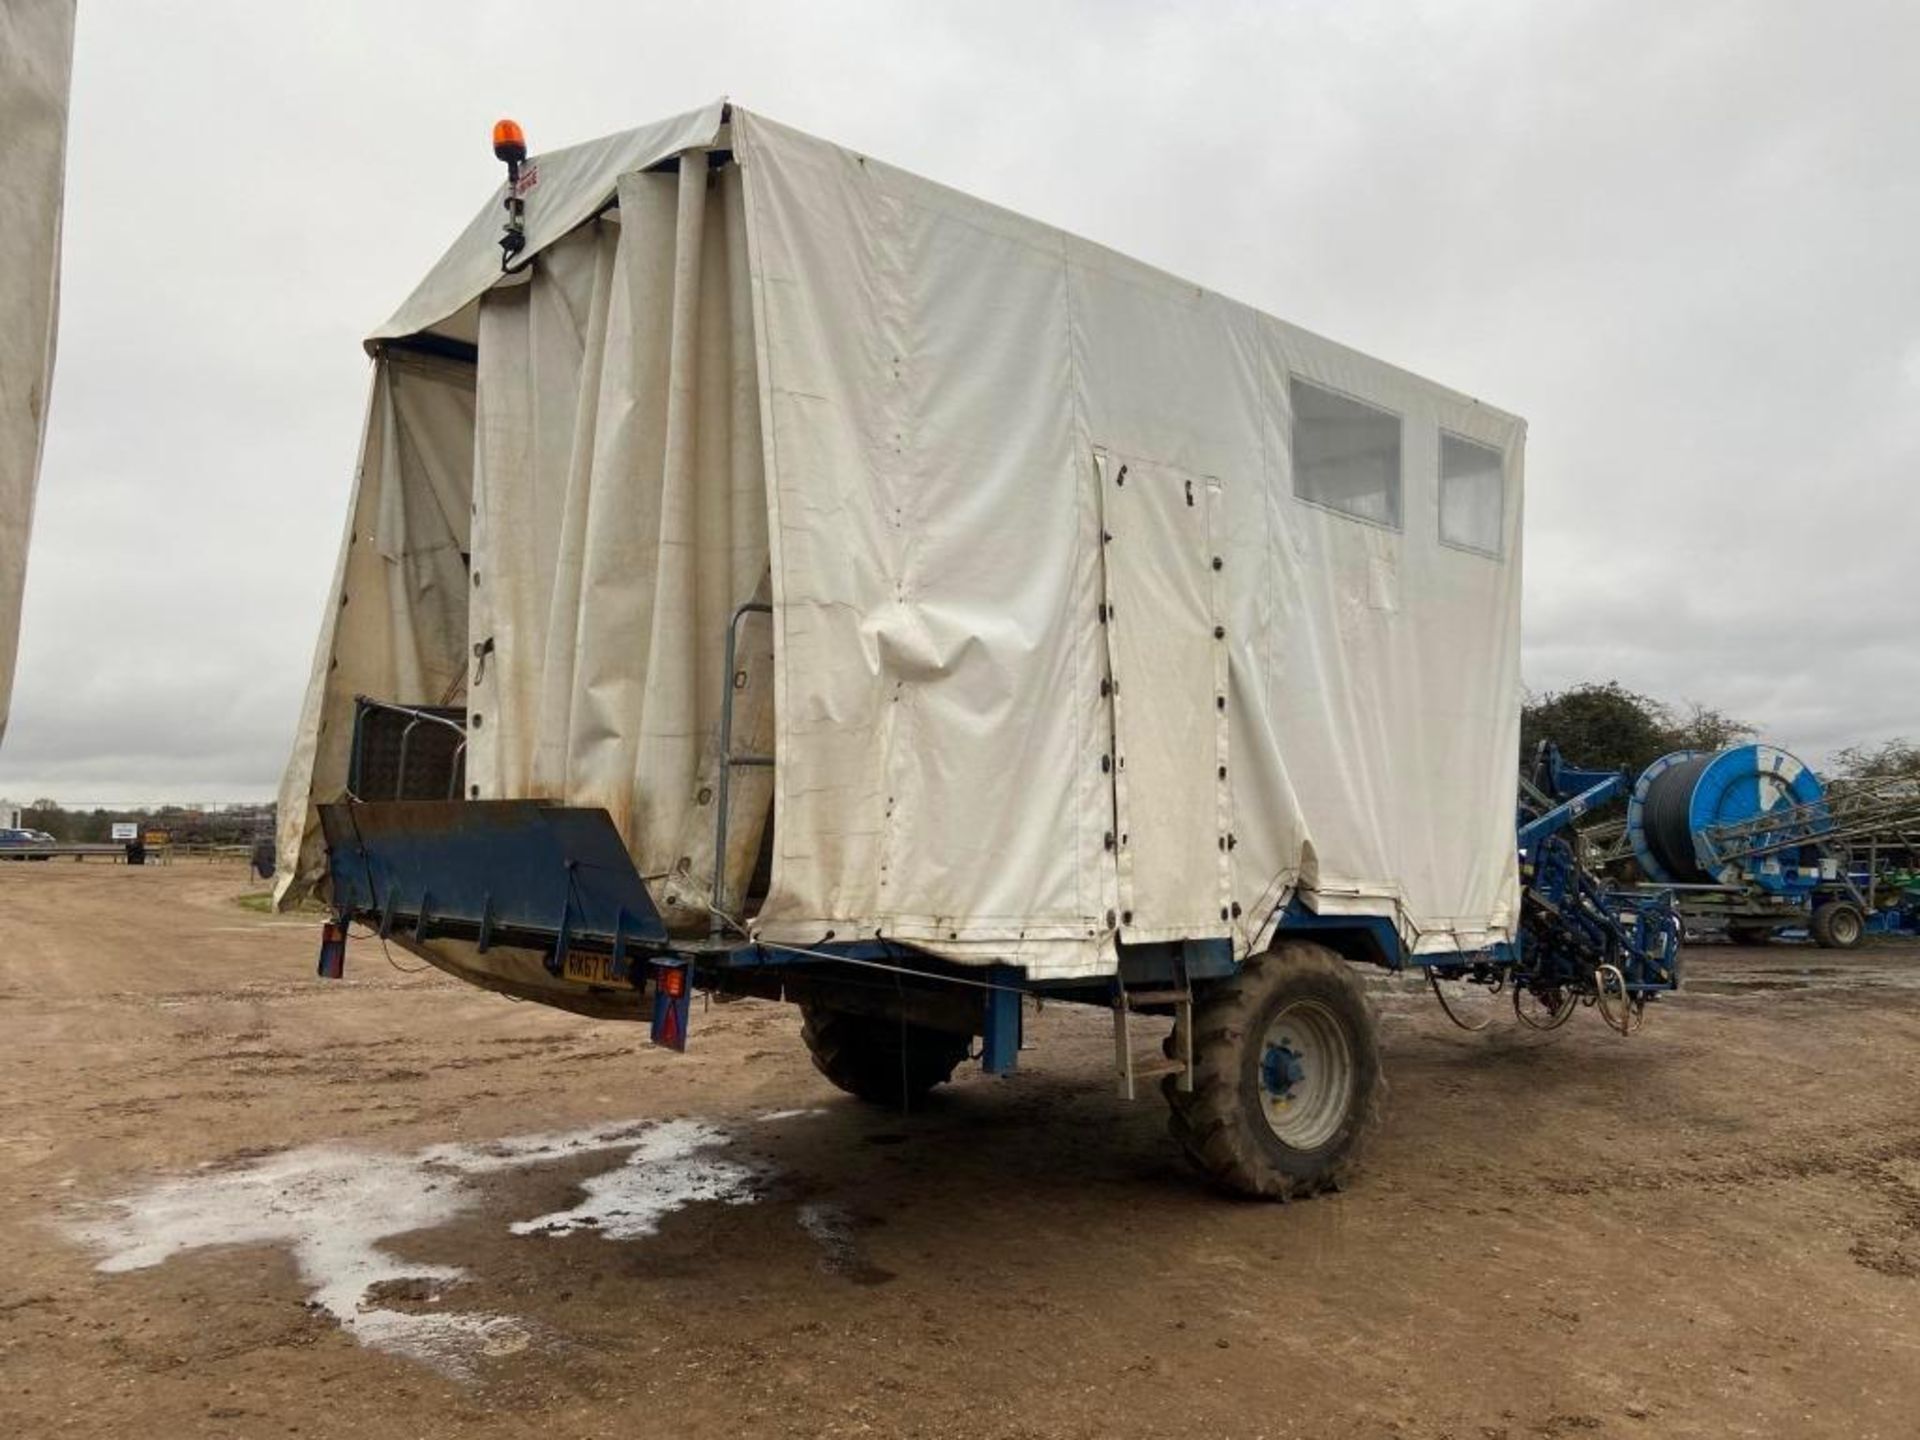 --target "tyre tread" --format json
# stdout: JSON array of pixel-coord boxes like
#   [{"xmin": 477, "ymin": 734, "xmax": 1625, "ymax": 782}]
[{"xmin": 1163, "ymin": 943, "xmax": 1383, "ymax": 1200}]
